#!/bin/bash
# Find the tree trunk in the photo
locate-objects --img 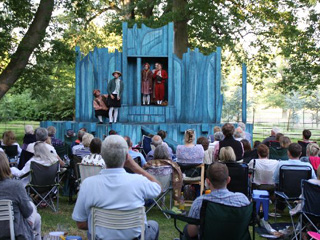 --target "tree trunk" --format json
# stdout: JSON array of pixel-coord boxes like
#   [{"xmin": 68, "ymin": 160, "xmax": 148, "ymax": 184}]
[
  {"xmin": 173, "ymin": 0, "xmax": 188, "ymax": 59},
  {"xmin": 122, "ymin": 0, "xmax": 135, "ymax": 20},
  {"xmin": 0, "ymin": 0, "xmax": 55, "ymax": 100}
]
